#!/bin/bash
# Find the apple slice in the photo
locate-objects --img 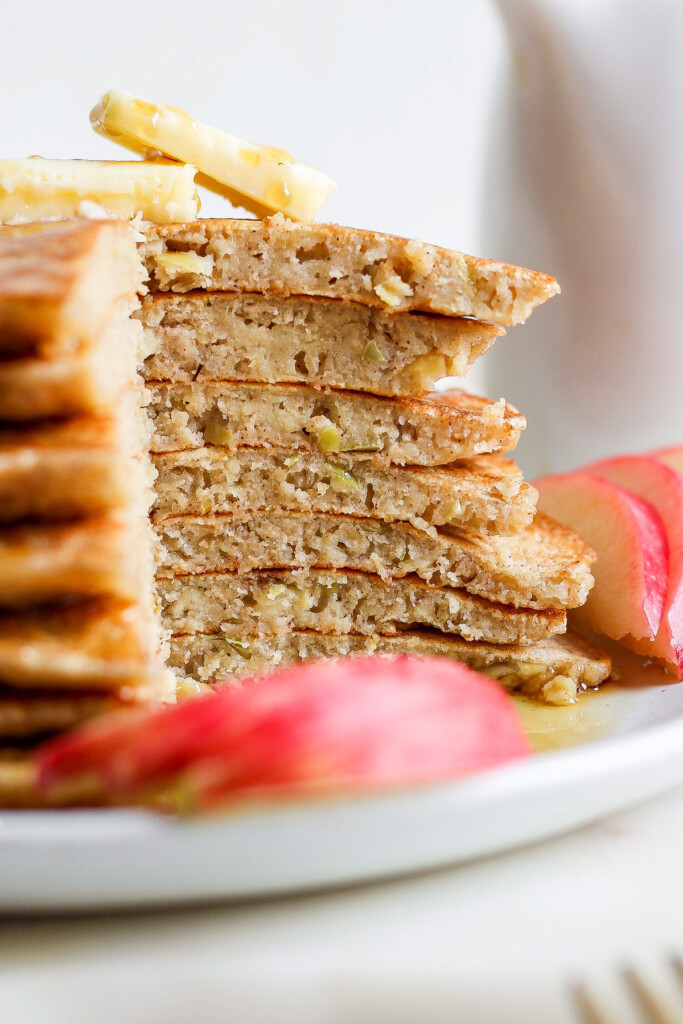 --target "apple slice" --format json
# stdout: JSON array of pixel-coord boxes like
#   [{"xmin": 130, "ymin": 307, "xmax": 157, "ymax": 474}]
[
  {"xmin": 585, "ymin": 455, "xmax": 683, "ymax": 673},
  {"xmin": 652, "ymin": 445, "xmax": 683, "ymax": 476},
  {"xmin": 37, "ymin": 656, "xmax": 530, "ymax": 809},
  {"xmin": 535, "ymin": 472, "xmax": 668, "ymax": 643}
]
